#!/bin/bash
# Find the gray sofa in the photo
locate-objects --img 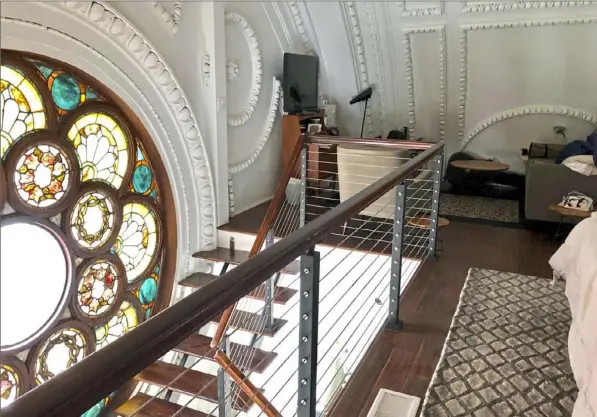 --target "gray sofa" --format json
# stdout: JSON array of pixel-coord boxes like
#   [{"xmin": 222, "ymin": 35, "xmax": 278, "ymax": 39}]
[{"xmin": 525, "ymin": 158, "xmax": 597, "ymax": 222}]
